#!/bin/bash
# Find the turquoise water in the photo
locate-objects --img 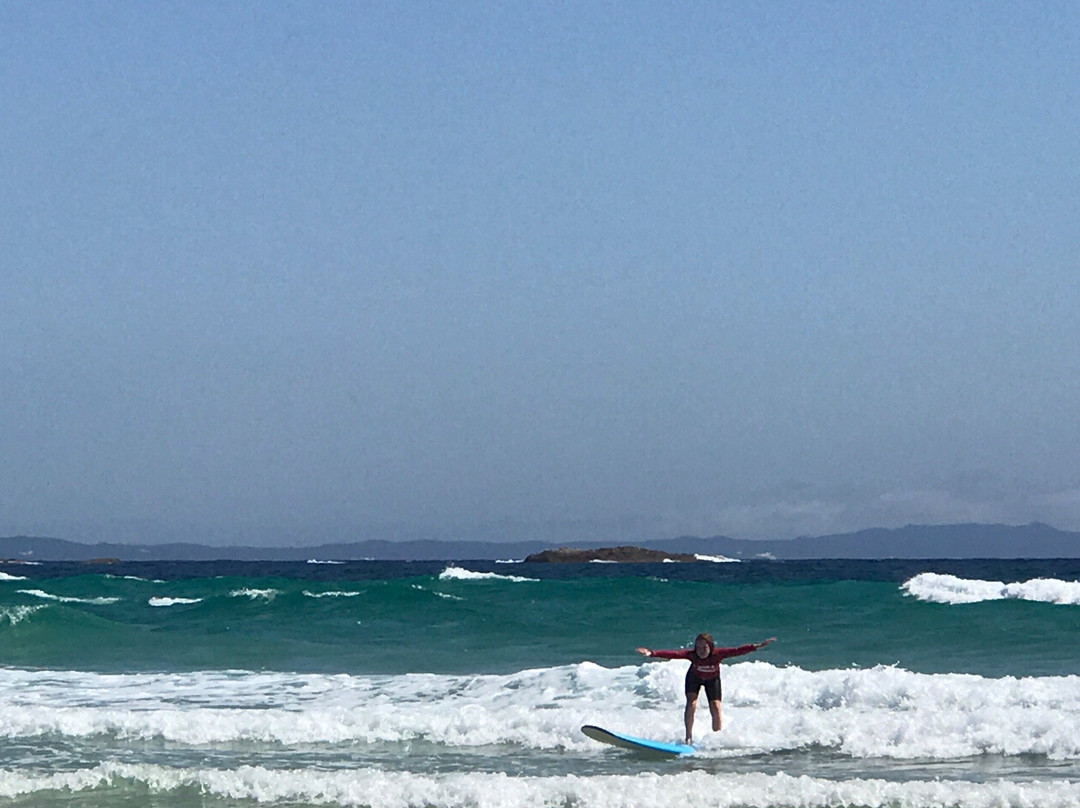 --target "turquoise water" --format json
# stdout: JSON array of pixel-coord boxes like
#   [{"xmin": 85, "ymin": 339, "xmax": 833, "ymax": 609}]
[
  {"xmin": 4, "ymin": 559, "xmax": 1078, "ymax": 676},
  {"xmin": 2, "ymin": 558, "xmax": 1080, "ymax": 806}
]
